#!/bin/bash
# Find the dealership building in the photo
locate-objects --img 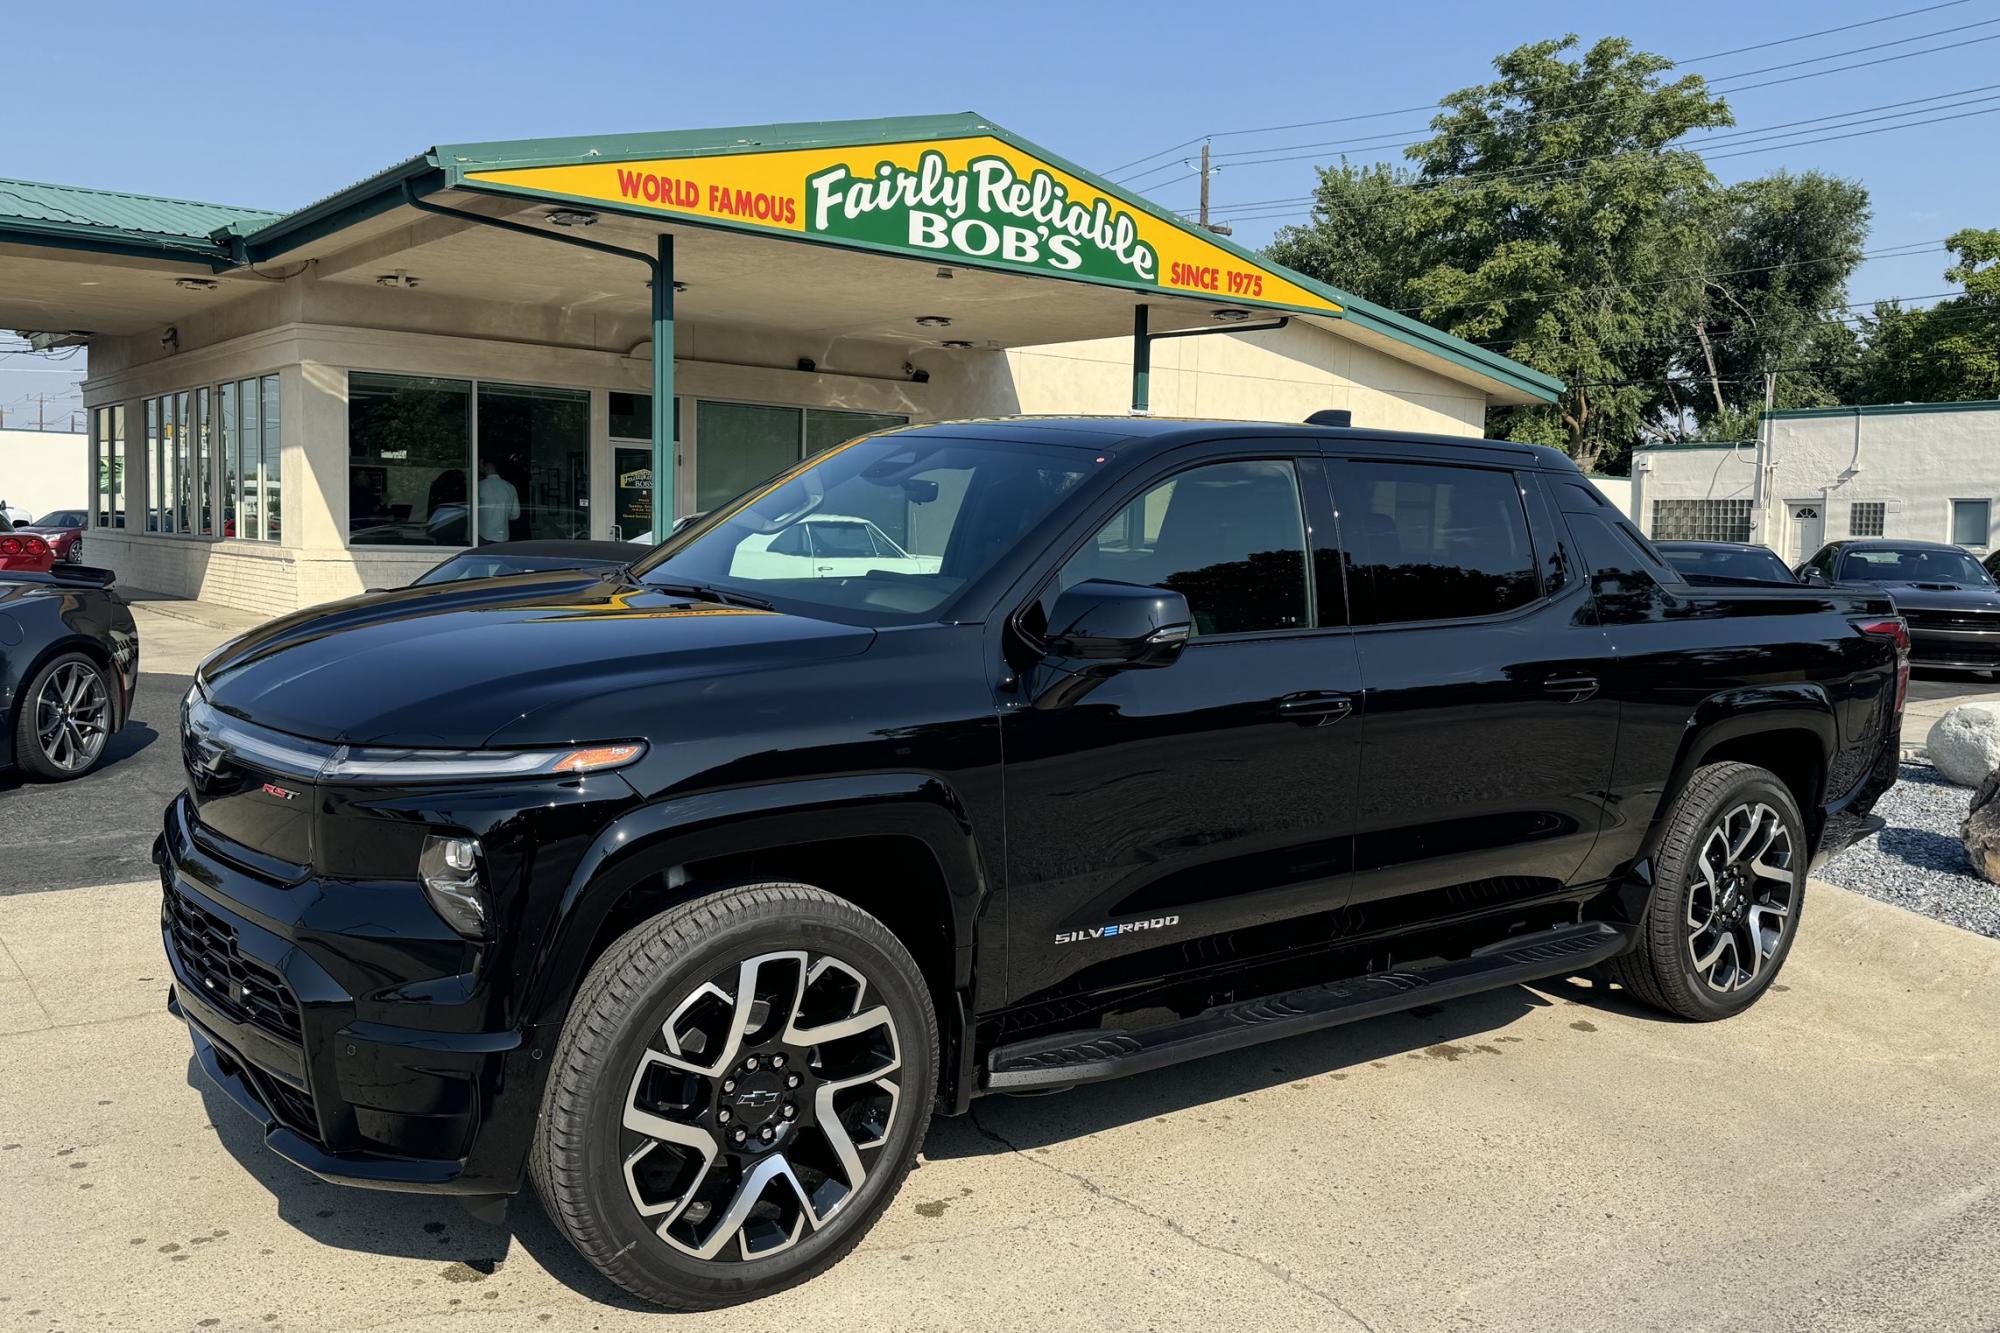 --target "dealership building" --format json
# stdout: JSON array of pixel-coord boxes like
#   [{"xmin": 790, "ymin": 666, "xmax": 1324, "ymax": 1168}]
[
  {"xmin": 1633, "ymin": 399, "xmax": 2000, "ymax": 567},
  {"xmin": 0, "ymin": 113, "xmax": 1557, "ymax": 614}
]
